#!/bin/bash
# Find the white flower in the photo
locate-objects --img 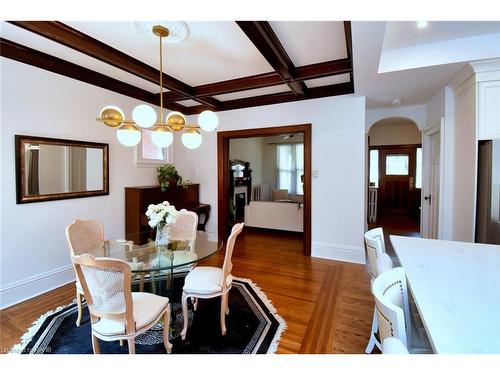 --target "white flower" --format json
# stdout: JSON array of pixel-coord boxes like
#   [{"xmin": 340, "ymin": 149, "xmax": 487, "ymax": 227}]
[{"xmin": 145, "ymin": 201, "xmax": 179, "ymax": 228}]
